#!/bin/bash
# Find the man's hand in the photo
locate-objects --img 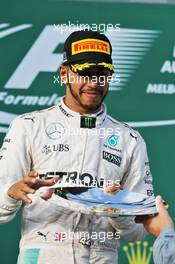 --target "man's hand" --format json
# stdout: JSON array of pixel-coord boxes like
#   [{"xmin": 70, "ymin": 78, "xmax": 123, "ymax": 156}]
[
  {"xmin": 135, "ymin": 196, "xmax": 174, "ymax": 237},
  {"xmin": 7, "ymin": 171, "xmax": 59, "ymax": 204},
  {"xmin": 103, "ymin": 183, "xmax": 120, "ymax": 195}
]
